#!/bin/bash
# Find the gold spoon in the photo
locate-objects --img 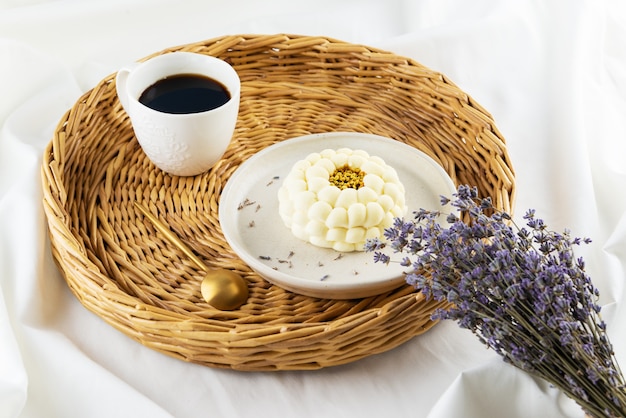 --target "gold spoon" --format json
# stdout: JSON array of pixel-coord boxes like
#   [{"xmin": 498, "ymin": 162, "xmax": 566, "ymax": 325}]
[{"xmin": 133, "ymin": 202, "xmax": 248, "ymax": 310}]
